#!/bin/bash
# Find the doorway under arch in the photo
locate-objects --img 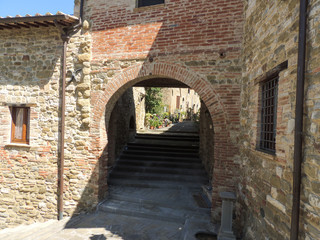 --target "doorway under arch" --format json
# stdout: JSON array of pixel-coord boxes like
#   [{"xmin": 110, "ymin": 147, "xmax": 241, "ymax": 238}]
[{"xmin": 90, "ymin": 61, "xmax": 239, "ymax": 219}]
